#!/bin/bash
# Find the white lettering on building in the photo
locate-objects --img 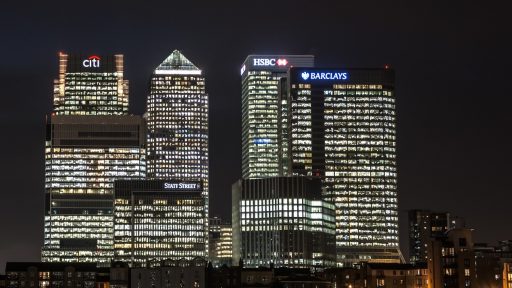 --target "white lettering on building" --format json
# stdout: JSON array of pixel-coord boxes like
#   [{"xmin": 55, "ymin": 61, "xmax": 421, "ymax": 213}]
[
  {"xmin": 82, "ymin": 55, "xmax": 101, "ymax": 68},
  {"xmin": 308, "ymin": 72, "xmax": 348, "ymax": 80},
  {"xmin": 252, "ymin": 58, "xmax": 288, "ymax": 67},
  {"xmin": 164, "ymin": 182, "xmax": 198, "ymax": 189}
]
